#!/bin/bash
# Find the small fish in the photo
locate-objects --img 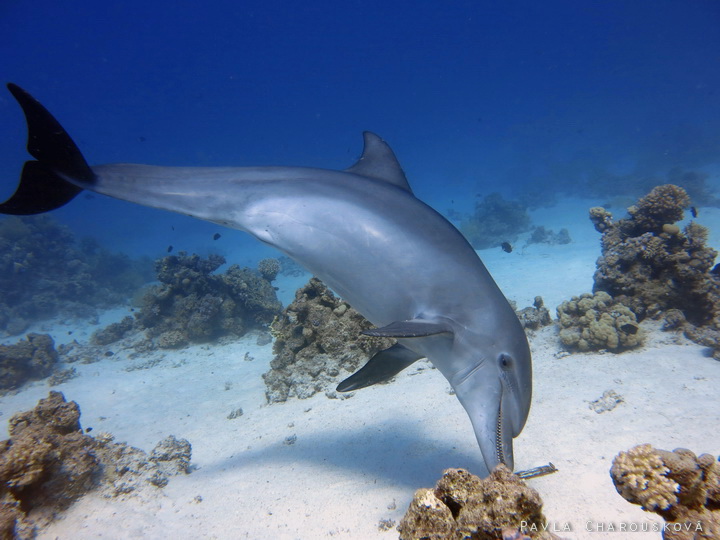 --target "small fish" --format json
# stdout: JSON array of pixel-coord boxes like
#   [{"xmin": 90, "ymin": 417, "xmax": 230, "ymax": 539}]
[
  {"xmin": 501, "ymin": 242, "xmax": 513, "ymax": 253},
  {"xmin": 167, "ymin": 245, "xmax": 173, "ymax": 253},
  {"xmin": 691, "ymin": 206, "xmax": 698, "ymax": 218},
  {"xmin": 213, "ymin": 233, "xmax": 221, "ymax": 240},
  {"xmin": 620, "ymin": 323, "xmax": 638, "ymax": 335},
  {"xmin": 67, "ymin": 330, "xmax": 73, "ymax": 335}
]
